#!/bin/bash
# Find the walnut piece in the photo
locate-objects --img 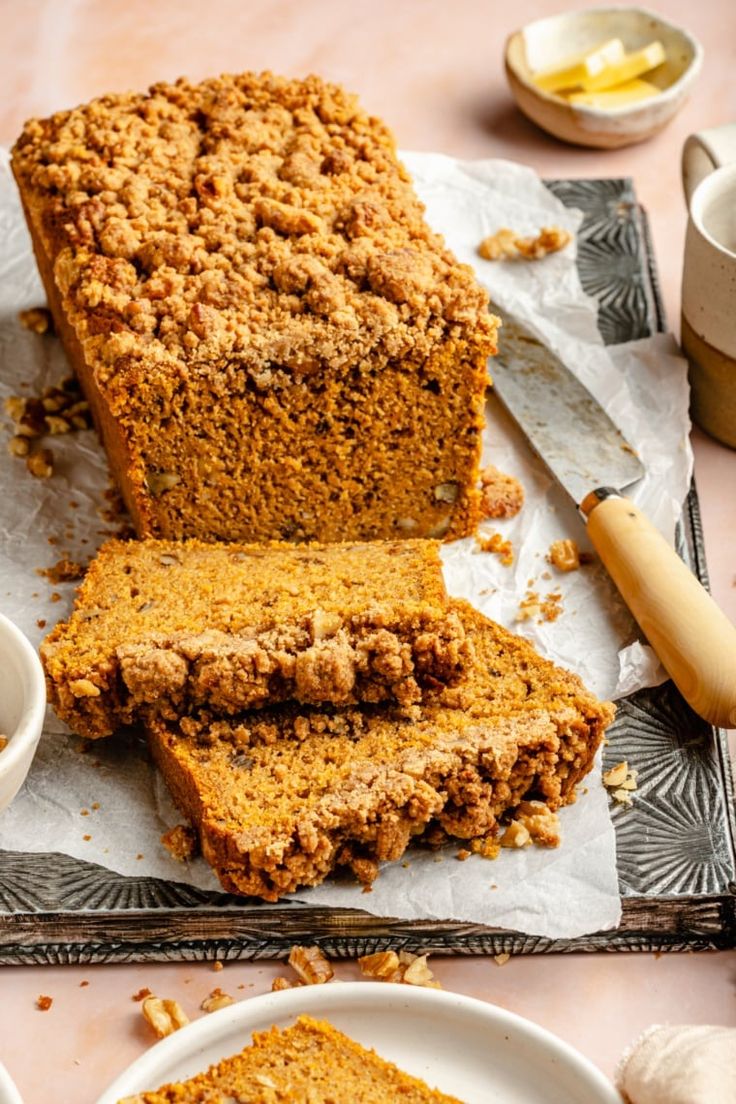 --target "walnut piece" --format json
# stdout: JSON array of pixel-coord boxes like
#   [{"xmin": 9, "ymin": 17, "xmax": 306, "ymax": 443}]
[
  {"xmin": 358, "ymin": 949, "xmax": 441, "ymax": 987},
  {"xmin": 603, "ymin": 760, "xmax": 638, "ymax": 806},
  {"xmin": 479, "ymin": 465, "xmax": 524, "ymax": 519},
  {"xmin": 200, "ymin": 987, "xmax": 235, "ymax": 1012},
  {"xmin": 402, "ymin": 953, "xmax": 442, "ymax": 989},
  {"xmin": 288, "ymin": 944, "xmax": 334, "ymax": 985},
  {"xmin": 478, "ymin": 226, "xmax": 572, "ymax": 262},
  {"xmin": 141, "ymin": 996, "xmax": 189, "ymax": 1038},
  {"xmin": 358, "ymin": 950, "xmax": 402, "ymax": 981},
  {"xmin": 548, "ymin": 539, "xmax": 581, "ymax": 573}
]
